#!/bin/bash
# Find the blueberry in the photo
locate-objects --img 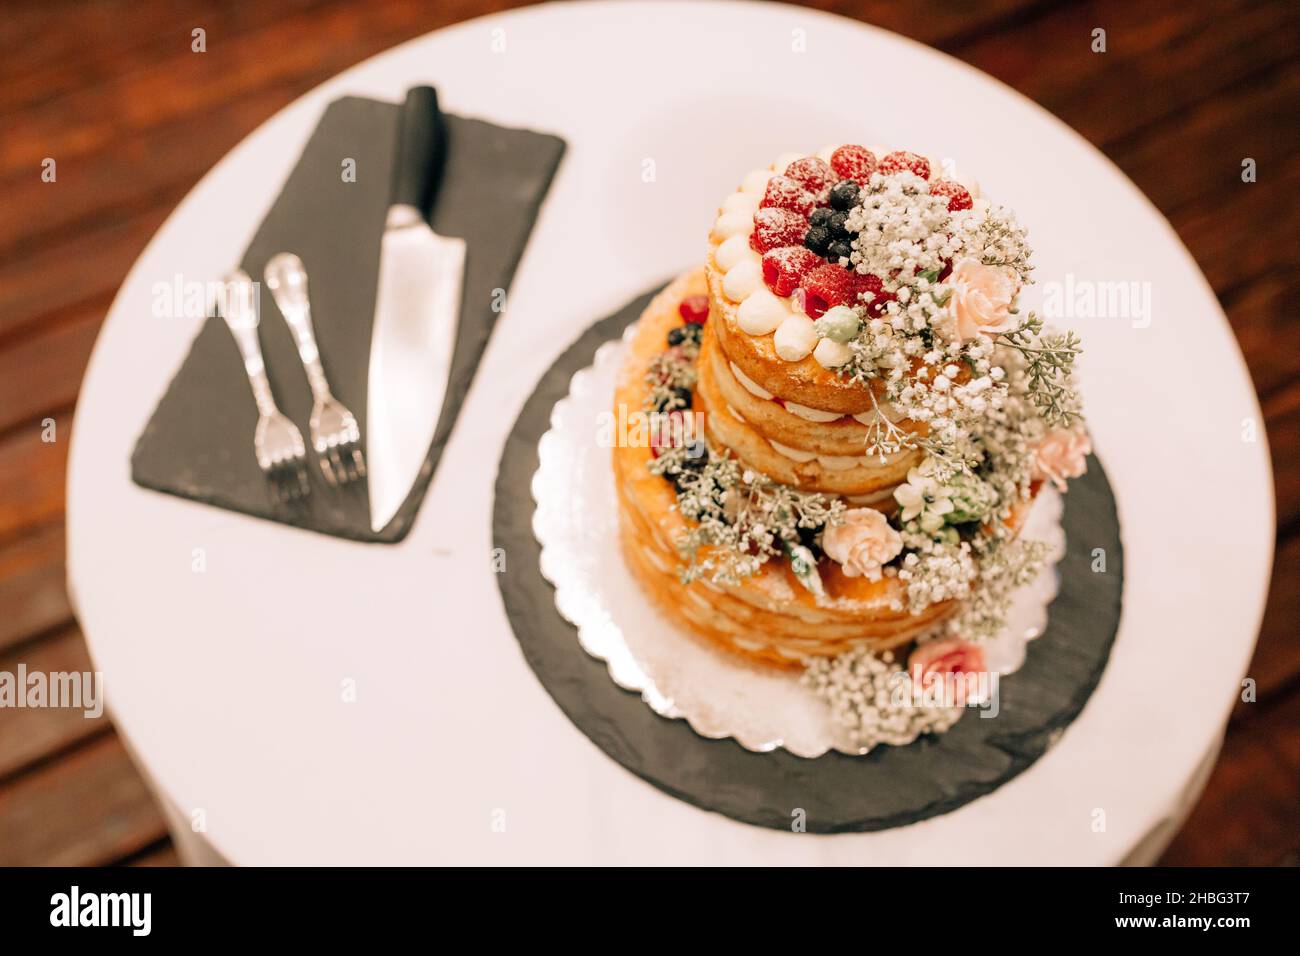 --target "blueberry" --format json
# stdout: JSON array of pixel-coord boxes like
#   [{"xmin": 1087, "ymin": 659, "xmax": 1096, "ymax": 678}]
[
  {"xmin": 828, "ymin": 240, "xmax": 852, "ymax": 260},
  {"xmin": 803, "ymin": 225, "xmax": 832, "ymax": 255},
  {"xmin": 829, "ymin": 180, "xmax": 859, "ymax": 211},
  {"xmin": 668, "ymin": 324, "xmax": 701, "ymax": 346},
  {"xmin": 809, "ymin": 207, "xmax": 834, "ymax": 228},
  {"xmin": 654, "ymin": 386, "xmax": 693, "ymax": 413},
  {"xmin": 829, "ymin": 211, "xmax": 850, "ymax": 239}
]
